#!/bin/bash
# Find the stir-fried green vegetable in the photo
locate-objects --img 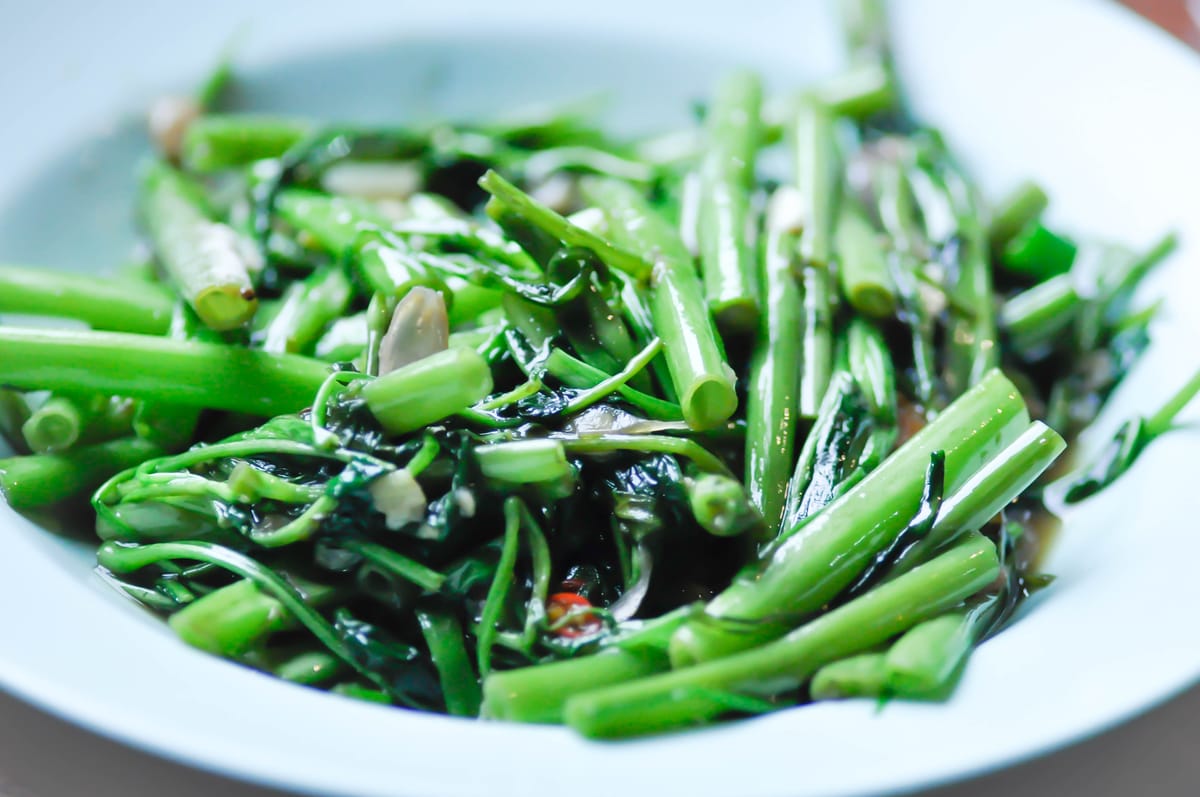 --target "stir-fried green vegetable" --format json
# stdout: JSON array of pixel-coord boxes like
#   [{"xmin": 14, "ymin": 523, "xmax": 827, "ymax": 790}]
[{"xmin": 0, "ymin": 0, "xmax": 1193, "ymax": 739}]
